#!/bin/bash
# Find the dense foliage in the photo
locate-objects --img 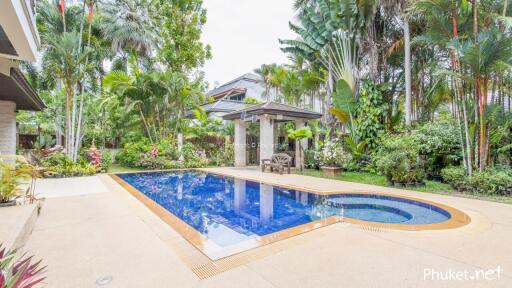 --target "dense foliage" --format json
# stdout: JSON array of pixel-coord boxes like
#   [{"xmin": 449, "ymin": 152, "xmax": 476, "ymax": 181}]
[
  {"xmin": 442, "ymin": 166, "xmax": 512, "ymax": 196},
  {"xmin": 320, "ymin": 140, "xmax": 352, "ymax": 168},
  {"xmin": 373, "ymin": 135, "xmax": 426, "ymax": 184},
  {"xmin": 11, "ymin": 0, "xmax": 511, "ymax": 199},
  {"xmin": 115, "ymin": 139, "xmax": 232, "ymax": 169}
]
